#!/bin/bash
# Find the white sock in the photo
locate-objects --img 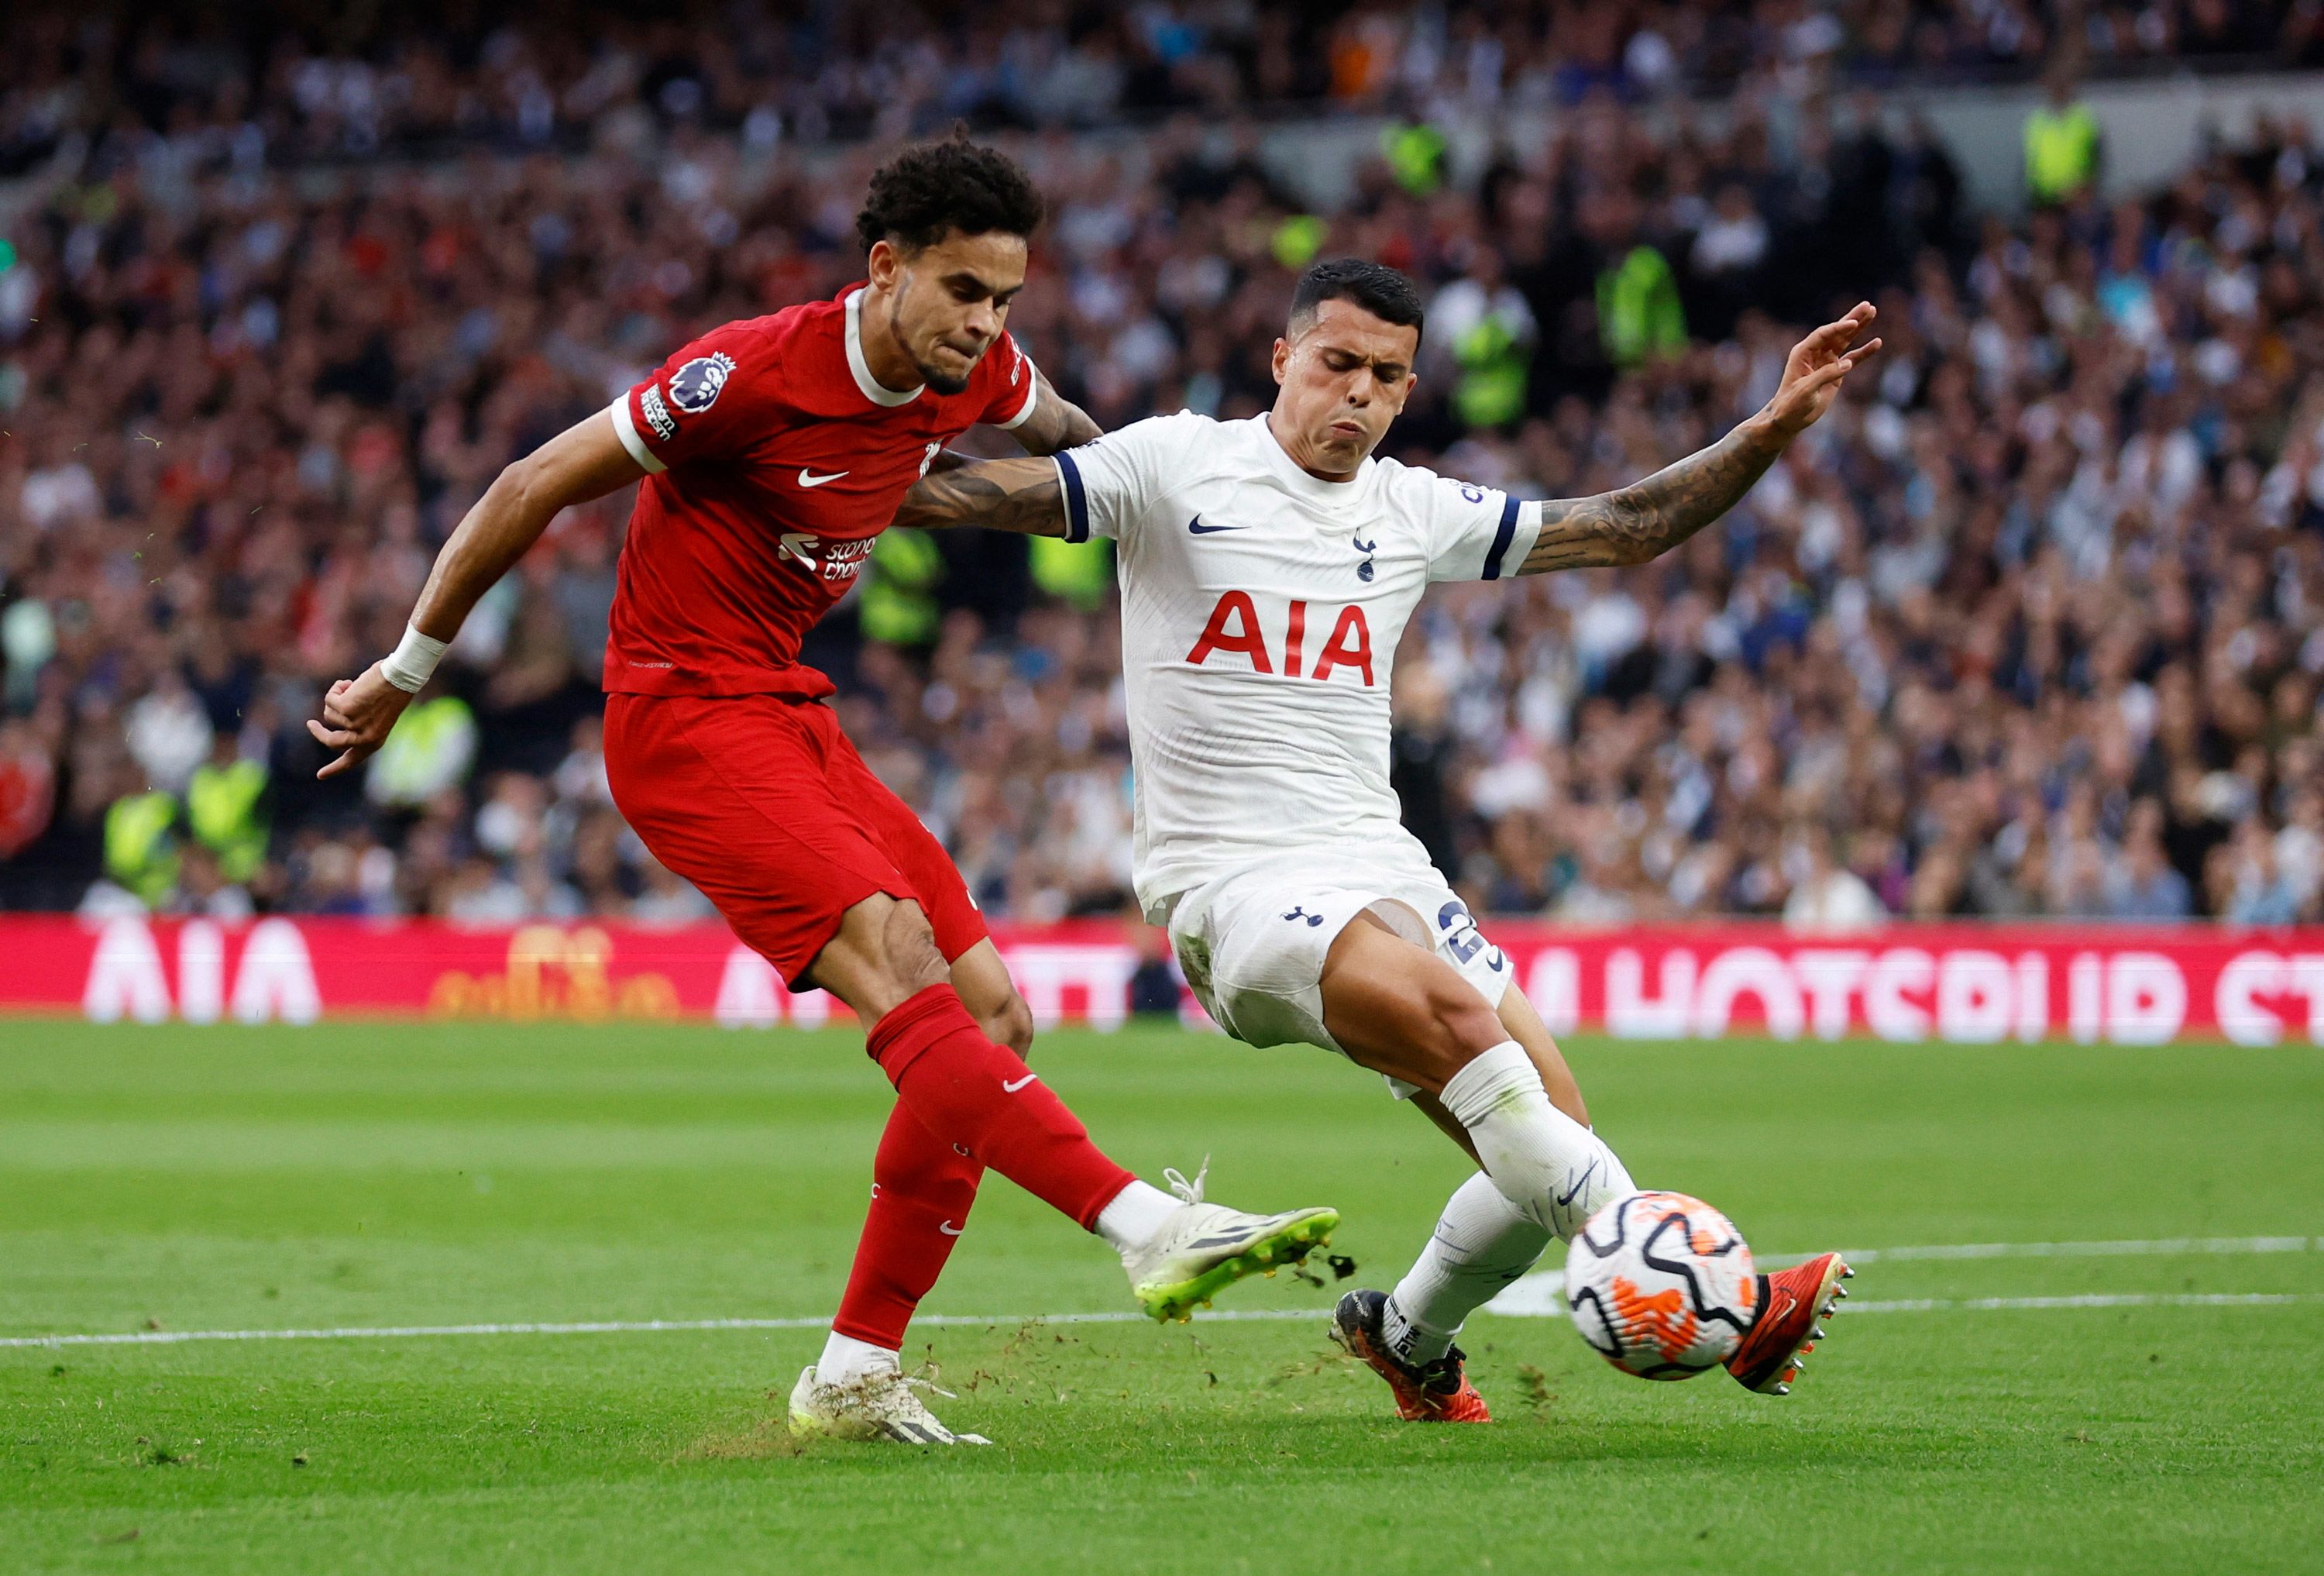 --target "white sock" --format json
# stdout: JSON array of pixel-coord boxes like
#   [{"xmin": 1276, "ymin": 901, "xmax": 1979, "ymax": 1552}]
[
  {"xmin": 816, "ymin": 1330, "xmax": 899, "ymax": 1385},
  {"xmin": 1439, "ymin": 1041, "xmax": 1635, "ymax": 1240},
  {"xmin": 1092, "ymin": 1179, "xmax": 1180, "ymax": 1254},
  {"xmin": 1383, "ymin": 1170, "xmax": 1553, "ymax": 1366}
]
